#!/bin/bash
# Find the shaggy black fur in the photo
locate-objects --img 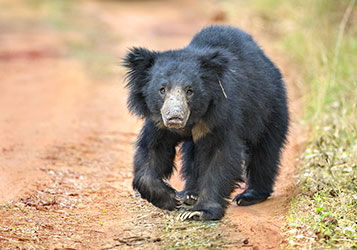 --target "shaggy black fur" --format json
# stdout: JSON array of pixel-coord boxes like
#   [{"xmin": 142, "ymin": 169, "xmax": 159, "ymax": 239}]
[{"xmin": 123, "ymin": 25, "xmax": 289, "ymax": 220}]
